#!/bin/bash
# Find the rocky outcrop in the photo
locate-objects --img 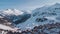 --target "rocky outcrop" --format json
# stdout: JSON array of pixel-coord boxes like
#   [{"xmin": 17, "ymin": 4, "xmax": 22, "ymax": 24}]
[
  {"xmin": 36, "ymin": 17, "xmax": 48, "ymax": 22},
  {"xmin": 20, "ymin": 23, "xmax": 60, "ymax": 34},
  {"xmin": 0, "ymin": 22, "xmax": 60, "ymax": 34}
]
